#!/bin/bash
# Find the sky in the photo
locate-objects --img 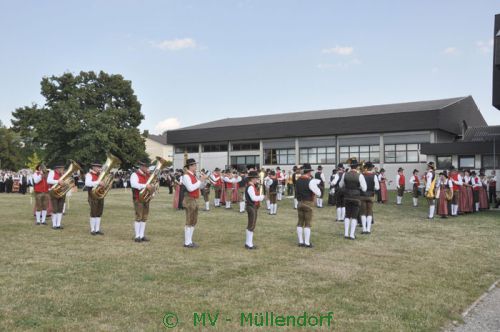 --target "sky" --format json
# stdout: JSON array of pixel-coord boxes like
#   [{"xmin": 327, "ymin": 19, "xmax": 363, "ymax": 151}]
[{"xmin": 0, "ymin": 0, "xmax": 499, "ymax": 134}]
